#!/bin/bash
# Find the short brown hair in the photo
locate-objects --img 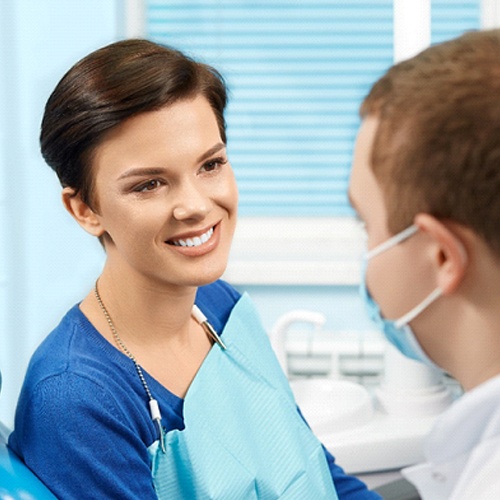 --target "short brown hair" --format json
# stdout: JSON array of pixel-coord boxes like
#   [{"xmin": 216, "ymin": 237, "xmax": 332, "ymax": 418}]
[
  {"xmin": 361, "ymin": 29, "xmax": 500, "ymax": 256},
  {"xmin": 41, "ymin": 39, "xmax": 228, "ymax": 209}
]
